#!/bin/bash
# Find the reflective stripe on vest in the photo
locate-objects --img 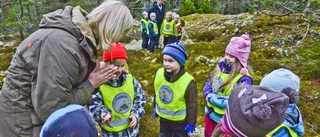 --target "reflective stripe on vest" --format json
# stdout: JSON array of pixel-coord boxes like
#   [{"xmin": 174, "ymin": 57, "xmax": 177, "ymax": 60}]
[
  {"xmin": 162, "ymin": 19, "xmax": 174, "ymax": 35},
  {"xmin": 147, "ymin": 21, "xmax": 158, "ymax": 35},
  {"xmin": 101, "ymin": 118, "xmax": 130, "ymax": 127},
  {"xmin": 154, "ymin": 68, "xmax": 194, "ymax": 121},
  {"xmin": 206, "ymin": 72, "xmax": 245, "ymax": 115},
  {"xmin": 99, "ymin": 74, "xmax": 134, "ymax": 132},
  {"xmin": 267, "ymin": 124, "xmax": 298, "ymax": 137},
  {"xmin": 140, "ymin": 19, "xmax": 149, "ymax": 33}
]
